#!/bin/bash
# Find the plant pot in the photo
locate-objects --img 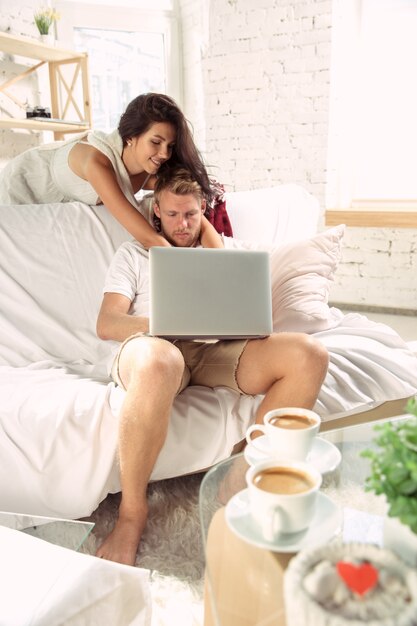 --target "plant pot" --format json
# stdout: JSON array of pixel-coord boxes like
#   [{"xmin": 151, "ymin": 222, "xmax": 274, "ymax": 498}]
[
  {"xmin": 39, "ymin": 34, "xmax": 55, "ymax": 46},
  {"xmin": 383, "ymin": 516, "xmax": 417, "ymax": 567}
]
